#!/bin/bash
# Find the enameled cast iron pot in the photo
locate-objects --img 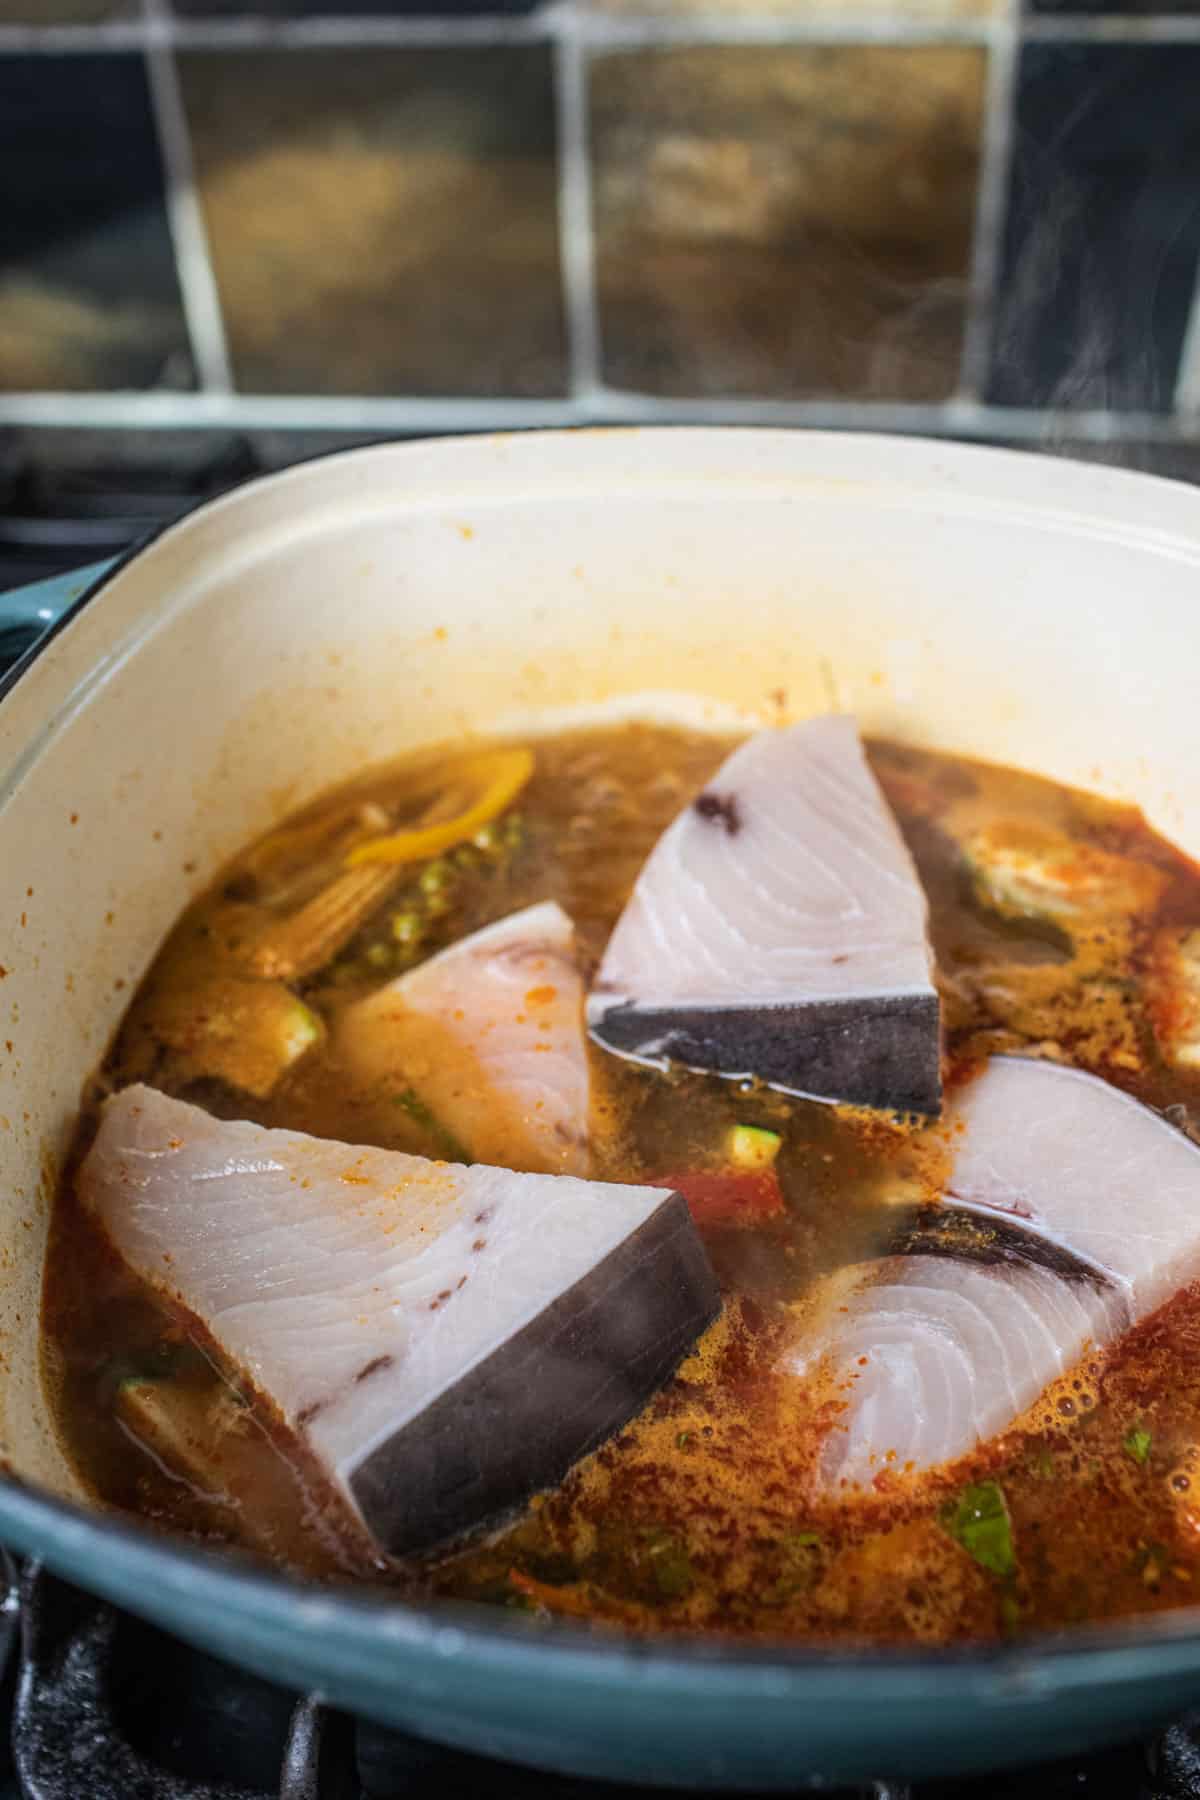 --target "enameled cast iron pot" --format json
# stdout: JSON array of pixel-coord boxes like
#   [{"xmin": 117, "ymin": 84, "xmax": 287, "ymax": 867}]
[{"xmin": 1, "ymin": 429, "xmax": 1199, "ymax": 1789}]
